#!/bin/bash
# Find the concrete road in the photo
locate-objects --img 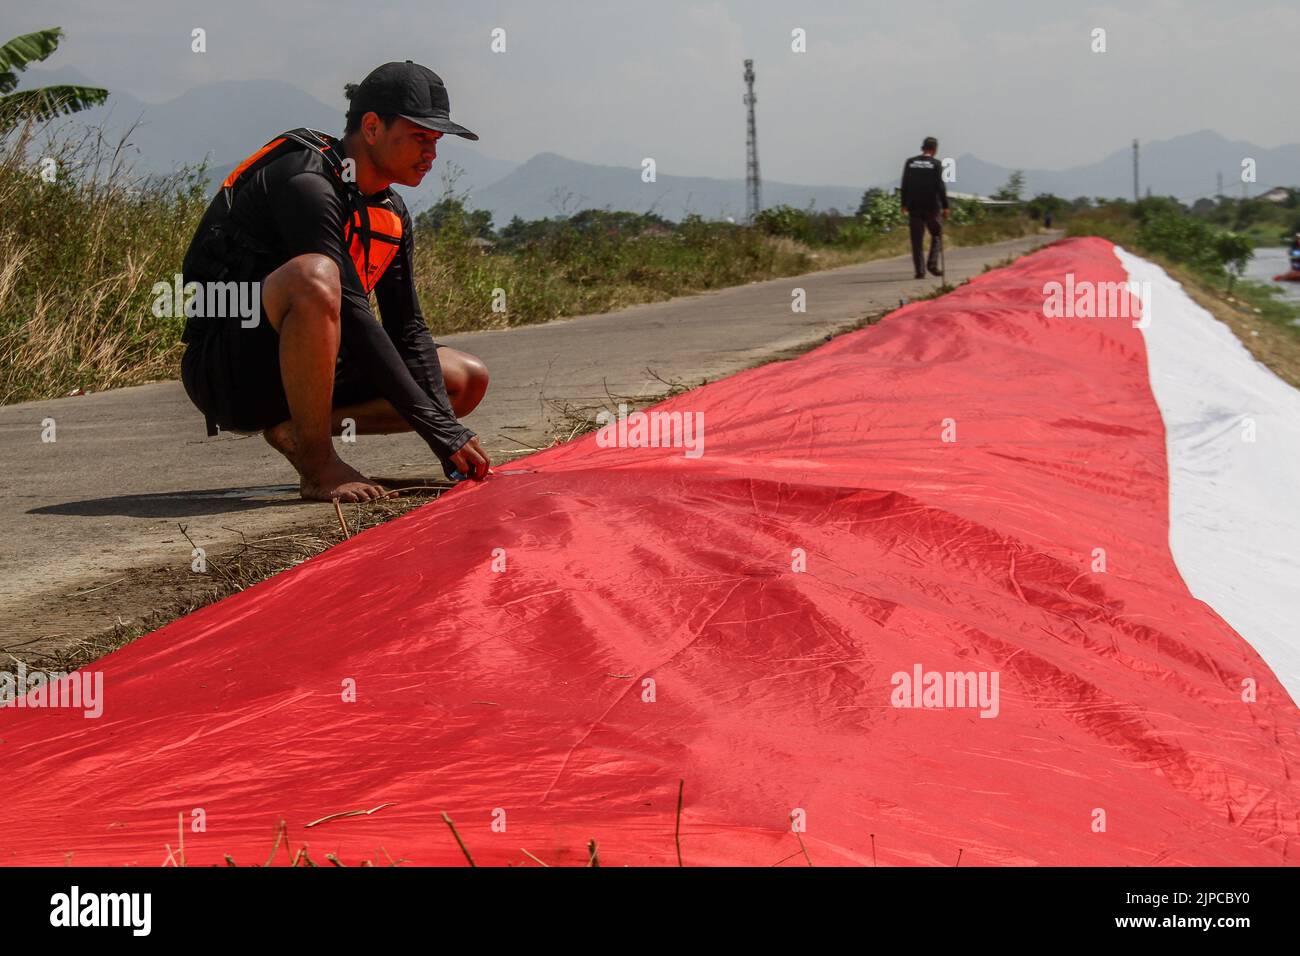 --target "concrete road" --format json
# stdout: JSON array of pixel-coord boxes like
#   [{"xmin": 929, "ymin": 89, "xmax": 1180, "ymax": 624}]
[{"xmin": 0, "ymin": 232, "xmax": 1056, "ymax": 652}]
